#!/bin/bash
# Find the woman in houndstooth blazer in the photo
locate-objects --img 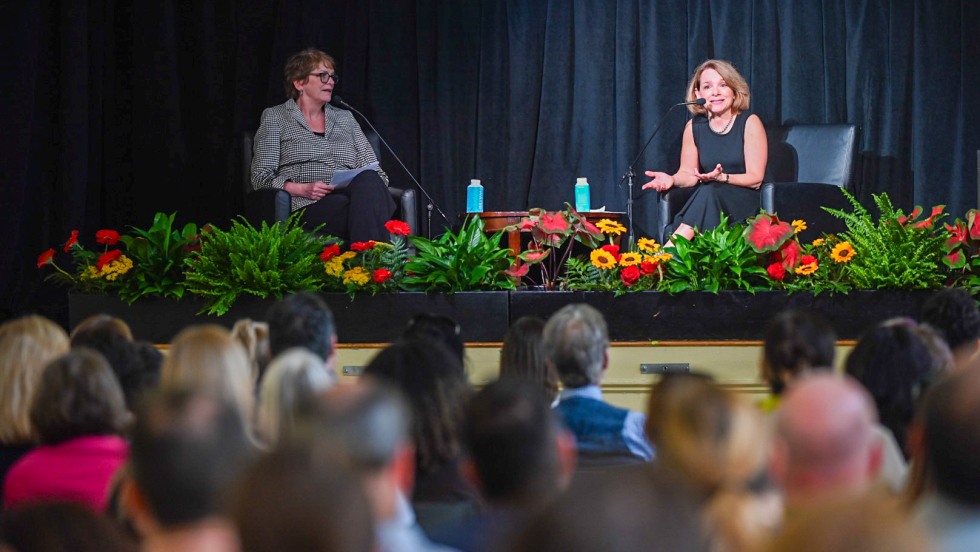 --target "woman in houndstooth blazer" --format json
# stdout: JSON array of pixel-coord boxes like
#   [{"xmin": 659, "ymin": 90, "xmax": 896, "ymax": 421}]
[{"xmin": 251, "ymin": 48, "xmax": 395, "ymax": 243}]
